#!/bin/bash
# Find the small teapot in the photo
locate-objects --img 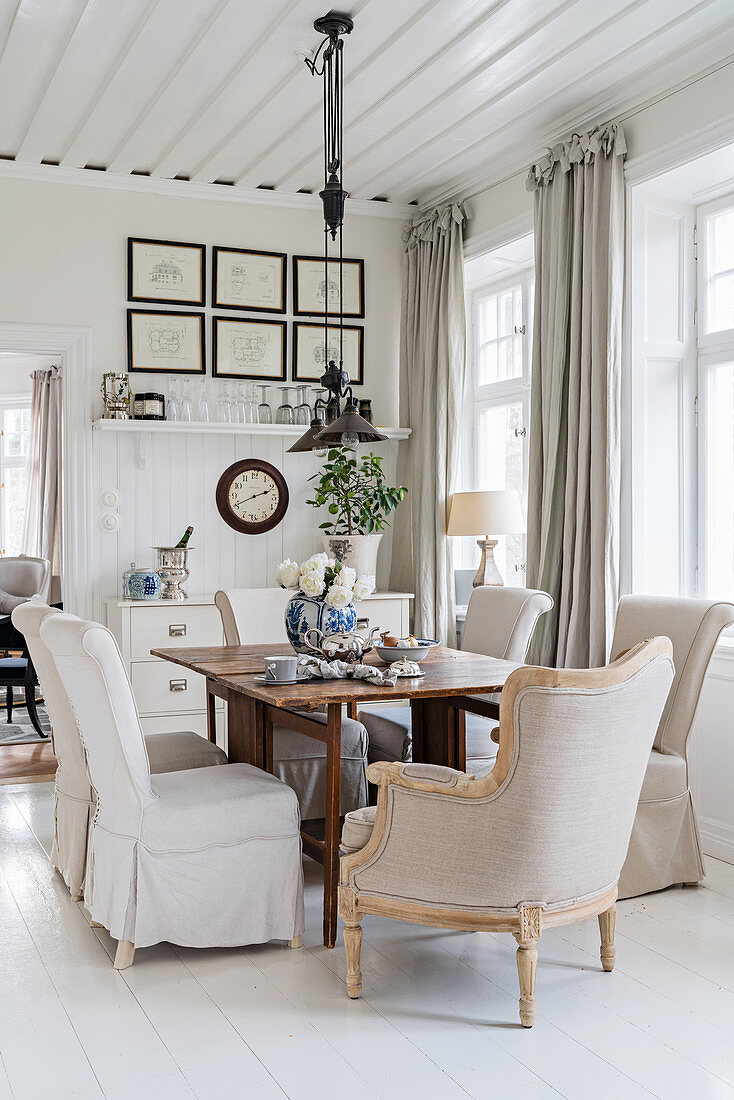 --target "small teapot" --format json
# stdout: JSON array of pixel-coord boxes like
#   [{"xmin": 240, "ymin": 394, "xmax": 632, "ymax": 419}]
[{"xmin": 302, "ymin": 626, "xmax": 380, "ymax": 663}]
